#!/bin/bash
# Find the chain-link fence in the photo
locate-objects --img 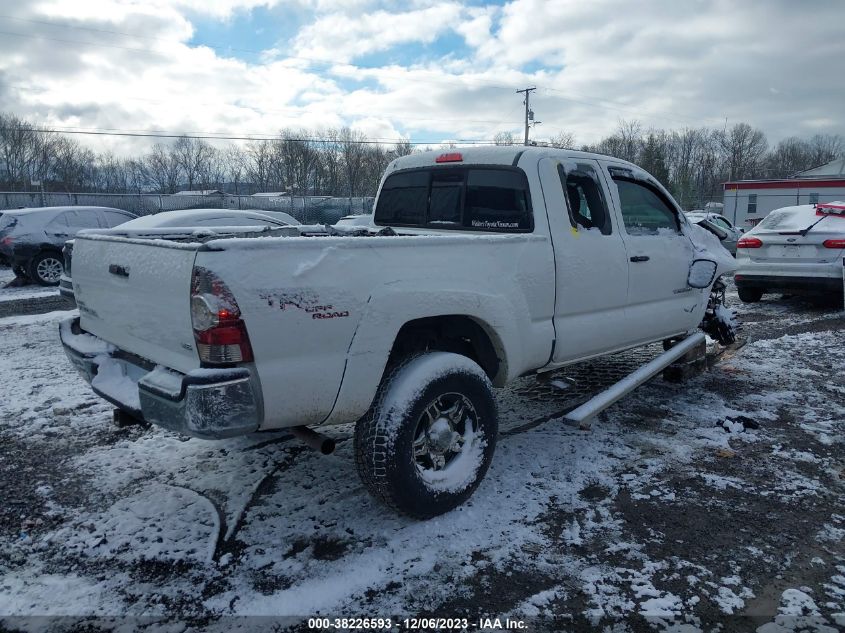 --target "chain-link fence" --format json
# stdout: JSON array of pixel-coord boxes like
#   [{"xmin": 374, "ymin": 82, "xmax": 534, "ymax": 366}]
[{"xmin": 0, "ymin": 192, "xmax": 375, "ymax": 225}]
